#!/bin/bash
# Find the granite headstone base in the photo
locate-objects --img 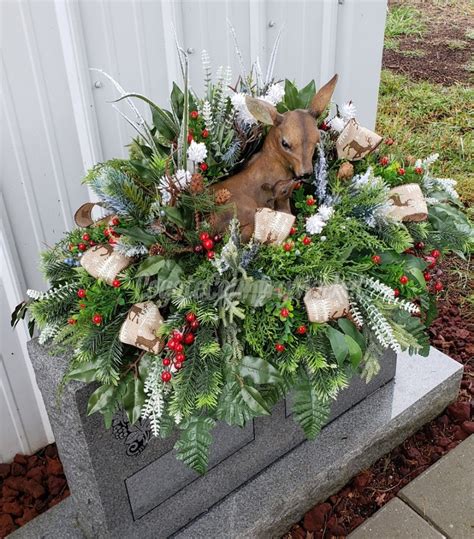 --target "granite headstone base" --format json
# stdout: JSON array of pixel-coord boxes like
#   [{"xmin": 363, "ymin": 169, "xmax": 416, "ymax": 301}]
[
  {"xmin": 12, "ymin": 346, "xmax": 461, "ymax": 539},
  {"xmin": 22, "ymin": 340, "xmax": 397, "ymax": 538}
]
